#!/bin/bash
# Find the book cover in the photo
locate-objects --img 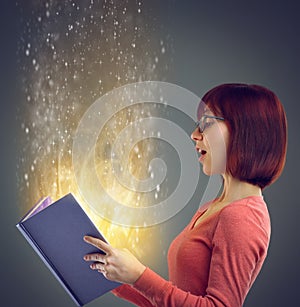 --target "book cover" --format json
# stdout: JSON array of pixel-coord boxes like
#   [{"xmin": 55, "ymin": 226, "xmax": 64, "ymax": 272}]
[{"xmin": 16, "ymin": 193, "xmax": 120, "ymax": 306}]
